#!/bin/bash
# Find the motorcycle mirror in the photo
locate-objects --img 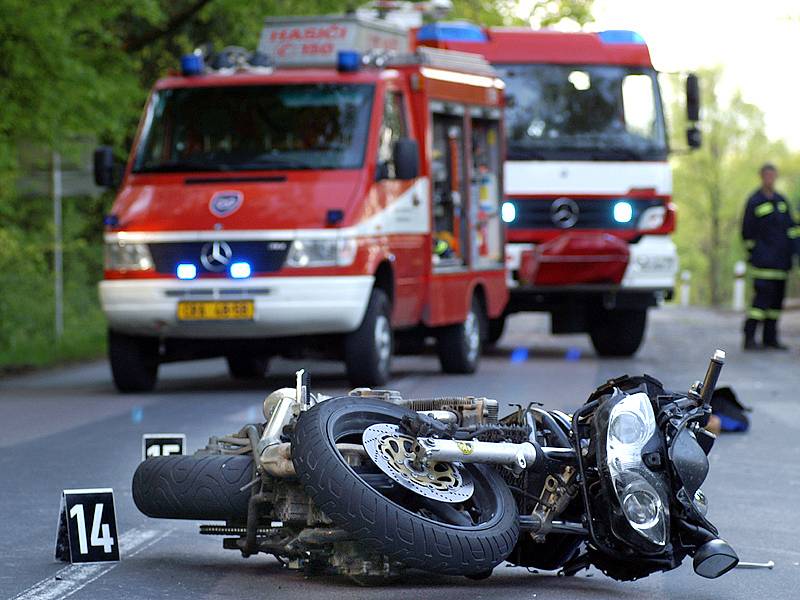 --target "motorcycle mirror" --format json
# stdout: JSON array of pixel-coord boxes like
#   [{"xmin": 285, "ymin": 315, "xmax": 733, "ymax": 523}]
[
  {"xmin": 669, "ymin": 427, "xmax": 709, "ymax": 498},
  {"xmin": 693, "ymin": 539, "xmax": 739, "ymax": 579}
]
